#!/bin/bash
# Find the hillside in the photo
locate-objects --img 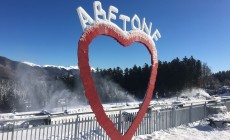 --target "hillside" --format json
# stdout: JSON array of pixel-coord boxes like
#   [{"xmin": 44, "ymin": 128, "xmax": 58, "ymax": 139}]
[{"xmin": 0, "ymin": 56, "xmax": 80, "ymax": 79}]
